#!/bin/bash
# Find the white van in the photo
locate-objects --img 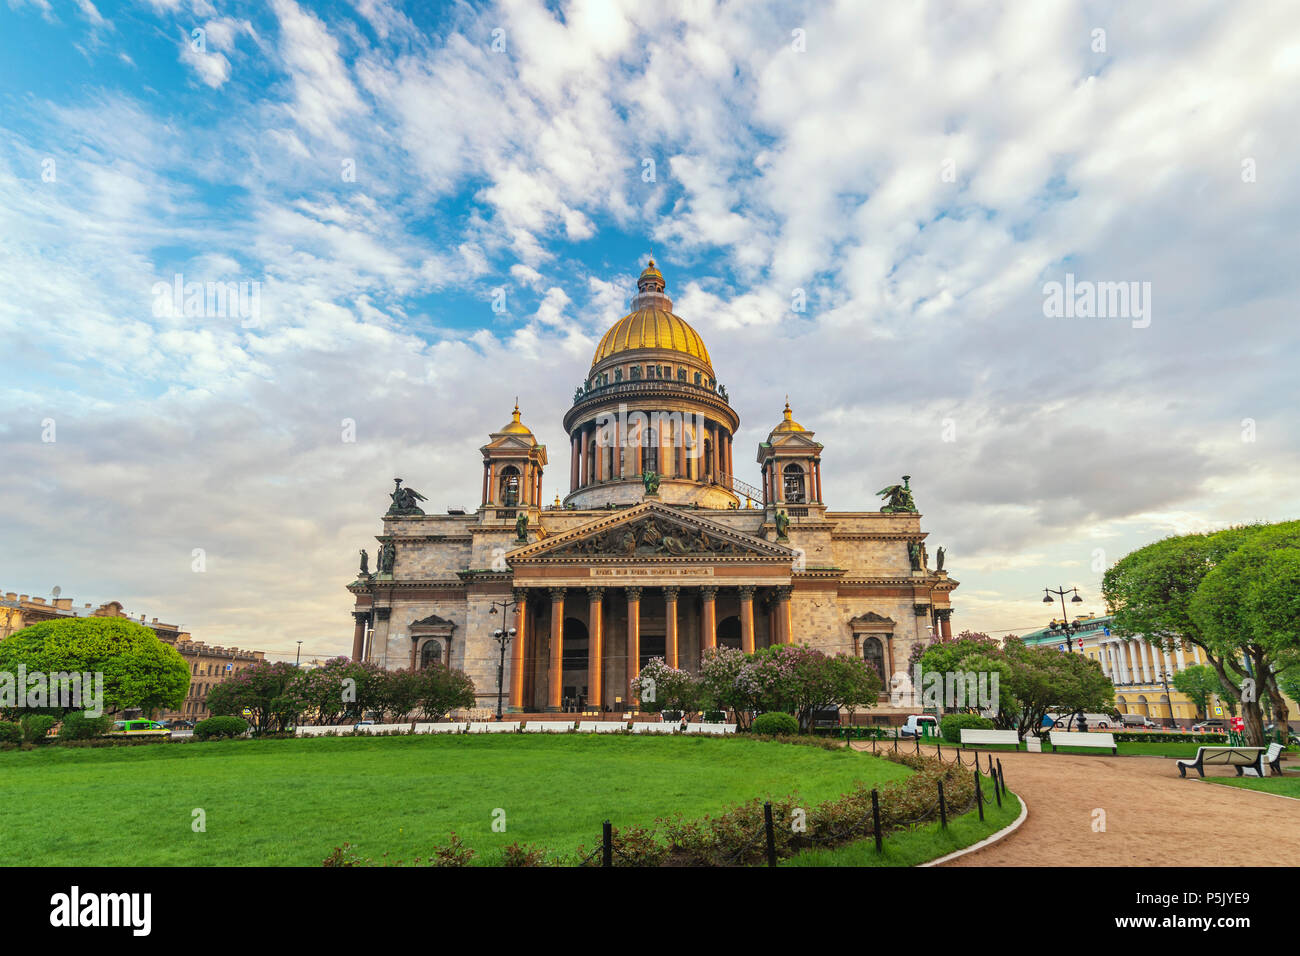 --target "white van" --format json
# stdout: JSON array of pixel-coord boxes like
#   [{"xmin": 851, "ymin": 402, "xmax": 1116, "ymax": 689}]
[{"xmin": 899, "ymin": 714, "xmax": 939, "ymax": 738}]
